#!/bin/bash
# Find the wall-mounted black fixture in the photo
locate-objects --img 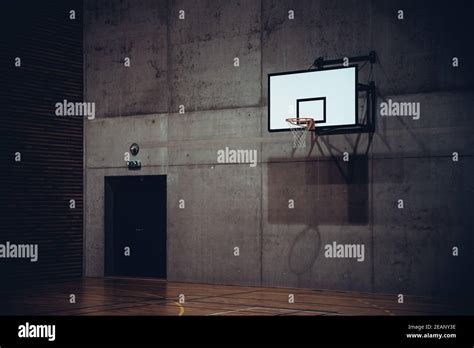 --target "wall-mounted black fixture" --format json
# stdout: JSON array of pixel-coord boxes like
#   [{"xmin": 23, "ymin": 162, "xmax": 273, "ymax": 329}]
[
  {"xmin": 127, "ymin": 160, "xmax": 141, "ymax": 170},
  {"xmin": 127, "ymin": 143, "xmax": 141, "ymax": 170},
  {"xmin": 130, "ymin": 143, "xmax": 139, "ymax": 156}
]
